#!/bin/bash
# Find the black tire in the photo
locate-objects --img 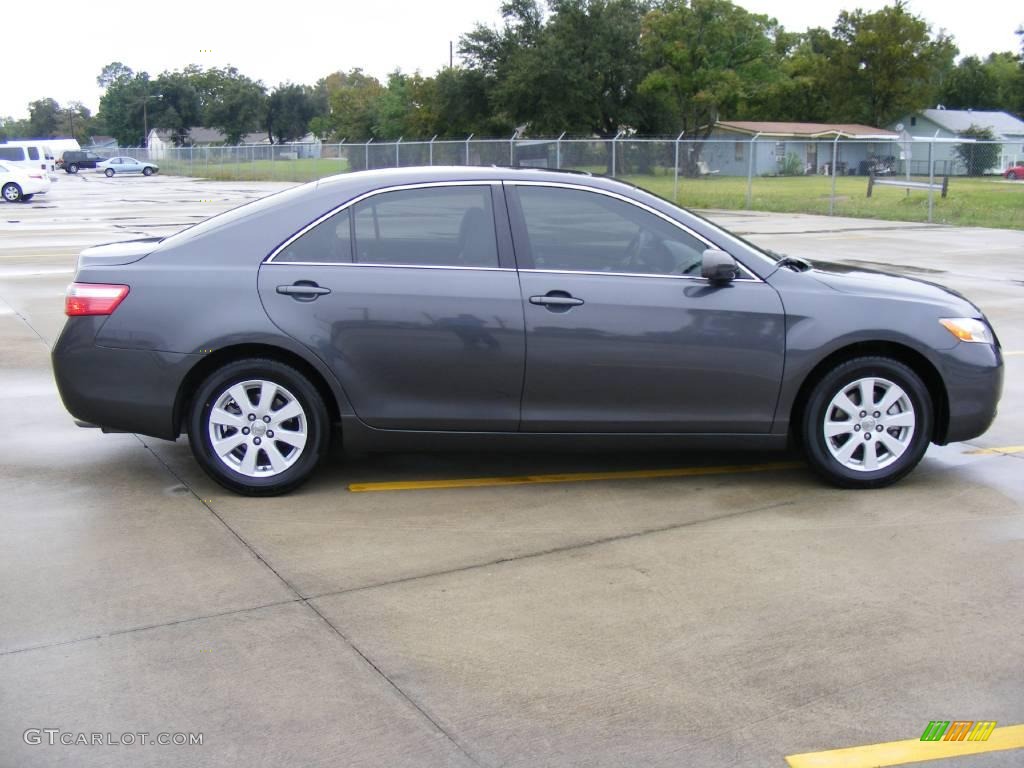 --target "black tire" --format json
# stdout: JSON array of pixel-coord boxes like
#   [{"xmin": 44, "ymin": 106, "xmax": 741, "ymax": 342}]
[
  {"xmin": 20, "ymin": 194, "xmax": 33, "ymax": 202},
  {"xmin": 68, "ymin": 163, "xmax": 79, "ymax": 174},
  {"xmin": 142, "ymin": 166, "xmax": 153, "ymax": 176},
  {"xmin": 188, "ymin": 358, "xmax": 330, "ymax": 496},
  {"xmin": 2, "ymin": 182, "xmax": 22, "ymax": 202},
  {"xmin": 104, "ymin": 168, "xmax": 115, "ymax": 177},
  {"xmin": 802, "ymin": 356, "xmax": 933, "ymax": 489}
]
